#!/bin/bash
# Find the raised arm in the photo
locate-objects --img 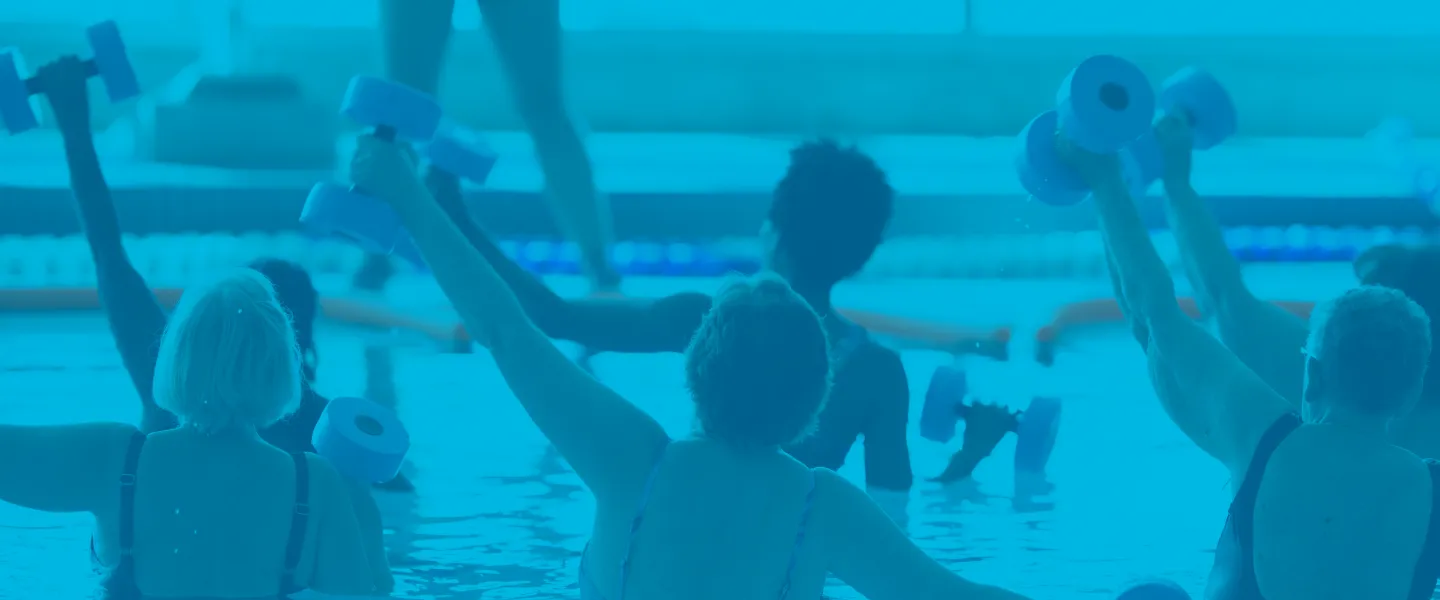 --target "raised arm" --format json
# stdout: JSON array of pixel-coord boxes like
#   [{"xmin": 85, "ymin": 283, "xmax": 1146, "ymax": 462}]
[
  {"xmin": 1061, "ymin": 140, "xmax": 1293, "ymax": 477},
  {"xmin": 1152, "ymin": 116, "xmax": 1307, "ymax": 405},
  {"xmin": 818, "ymin": 470, "xmax": 1031, "ymax": 600},
  {"xmin": 426, "ymin": 170, "xmax": 711, "ymax": 353},
  {"xmin": 37, "ymin": 58, "xmax": 175, "ymax": 432},
  {"xmin": 354, "ymin": 138, "xmax": 669, "ymax": 496}
]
